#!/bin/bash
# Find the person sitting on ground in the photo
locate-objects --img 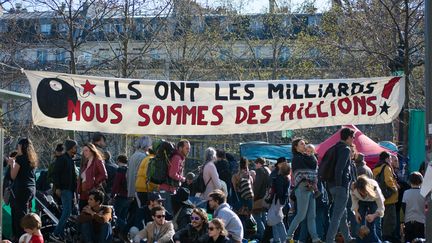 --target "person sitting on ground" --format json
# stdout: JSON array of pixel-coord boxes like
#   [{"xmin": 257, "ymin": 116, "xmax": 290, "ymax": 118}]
[
  {"xmin": 133, "ymin": 205, "xmax": 175, "ymax": 243},
  {"xmin": 19, "ymin": 213, "xmax": 44, "ymax": 243},
  {"xmin": 171, "ymin": 187, "xmax": 194, "ymax": 231},
  {"xmin": 78, "ymin": 189, "xmax": 113, "ymax": 243},
  {"xmin": 208, "ymin": 189, "xmax": 243, "ymax": 243},
  {"xmin": 207, "ymin": 218, "xmax": 232, "ymax": 243},
  {"xmin": 173, "ymin": 208, "xmax": 209, "ymax": 243}
]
